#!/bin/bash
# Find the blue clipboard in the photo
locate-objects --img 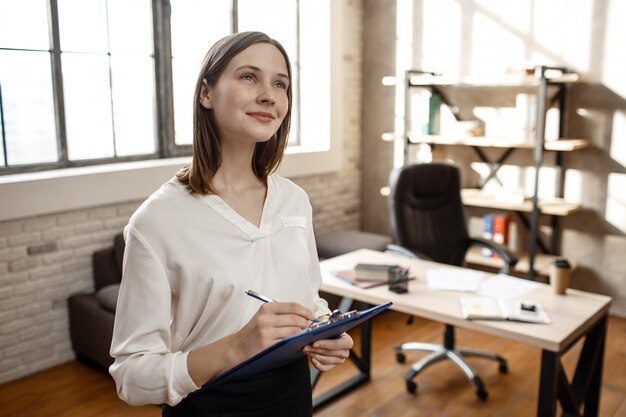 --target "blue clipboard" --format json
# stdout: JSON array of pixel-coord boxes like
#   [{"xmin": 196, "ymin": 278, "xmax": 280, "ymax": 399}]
[{"xmin": 202, "ymin": 302, "xmax": 392, "ymax": 387}]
